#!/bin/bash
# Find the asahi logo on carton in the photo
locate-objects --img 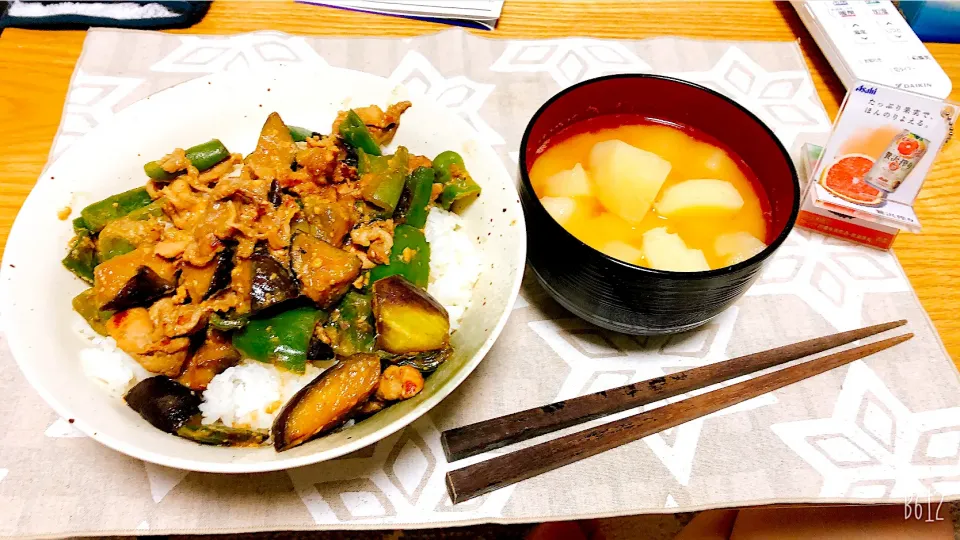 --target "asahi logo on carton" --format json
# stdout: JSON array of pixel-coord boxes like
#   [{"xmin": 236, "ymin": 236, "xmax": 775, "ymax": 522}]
[{"xmin": 855, "ymin": 84, "xmax": 878, "ymax": 95}]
